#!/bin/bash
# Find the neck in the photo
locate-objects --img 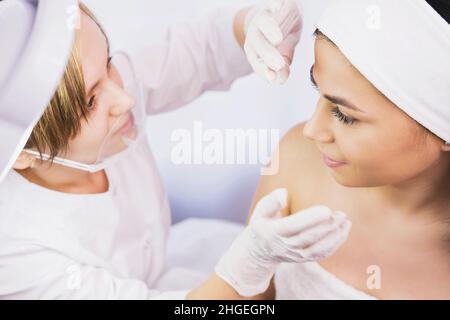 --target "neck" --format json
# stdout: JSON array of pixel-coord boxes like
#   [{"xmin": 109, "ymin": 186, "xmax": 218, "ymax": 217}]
[
  {"xmin": 369, "ymin": 156, "xmax": 450, "ymax": 215},
  {"xmin": 16, "ymin": 160, "xmax": 108, "ymax": 194}
]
